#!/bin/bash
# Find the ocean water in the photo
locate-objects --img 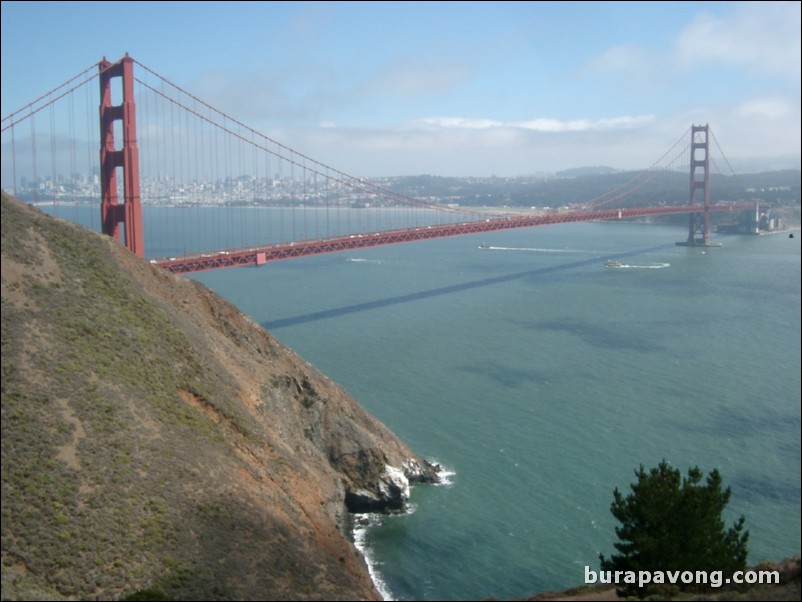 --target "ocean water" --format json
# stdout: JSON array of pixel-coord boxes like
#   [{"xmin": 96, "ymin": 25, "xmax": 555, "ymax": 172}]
[{"xmin": 41, "ymin": 205, "xmax": 801, "ymax": 600}]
